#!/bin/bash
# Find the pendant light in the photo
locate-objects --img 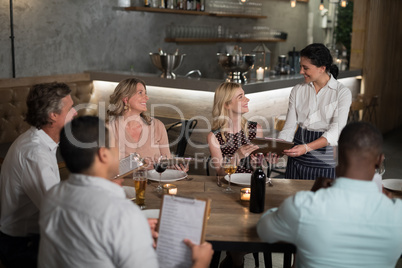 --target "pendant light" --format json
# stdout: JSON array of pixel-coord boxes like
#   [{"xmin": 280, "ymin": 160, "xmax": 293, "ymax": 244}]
[
  {"xmin": 340, "ymin": 0, "xmax": 347, "ymax": 7},
  {"xmin": 290, "ymin": 0, "xmax": 296, "ymax": 8},
  {"xmin": 319, "ymin": 0, "xmax": 324, "ymax": 10}
]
